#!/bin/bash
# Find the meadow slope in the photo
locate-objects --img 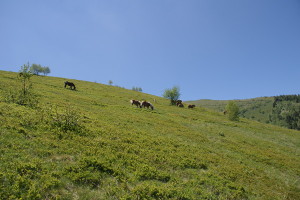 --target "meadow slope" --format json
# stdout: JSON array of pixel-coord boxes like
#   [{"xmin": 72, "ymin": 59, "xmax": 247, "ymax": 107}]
[
  {"xmin": 186, "ymin": 98, "xmax": 274, "ymax": 124},
  {"xmin": 0, "ymin": 70, "xmax": 299, "ymax": 199}
]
